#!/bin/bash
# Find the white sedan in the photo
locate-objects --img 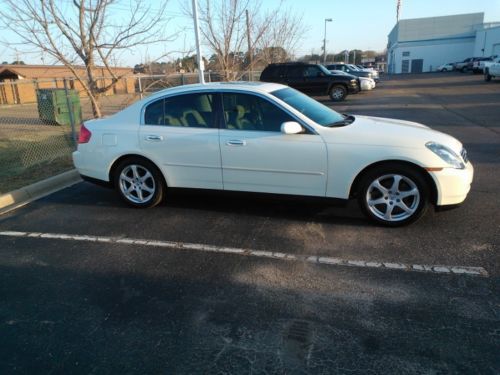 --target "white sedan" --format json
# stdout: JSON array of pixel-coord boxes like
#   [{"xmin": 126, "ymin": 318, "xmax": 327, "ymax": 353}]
[
  {"xmin": 330, "ymin": 70, "xmax": 375, "ymax": 90},
  {"xmin": 437, "ymin": 63, "xmax": 455, "ymax": 72},
  {"xmin": 73, "ymin": 82, "xmax": 473, "ymax": 226}
]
